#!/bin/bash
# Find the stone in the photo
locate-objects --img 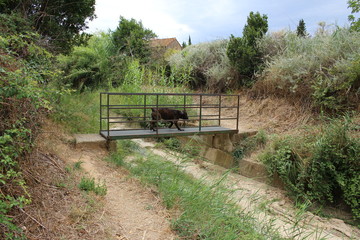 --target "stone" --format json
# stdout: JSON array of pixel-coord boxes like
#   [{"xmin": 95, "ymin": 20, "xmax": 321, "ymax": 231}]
[
  {"xmin": 74, "ymin": 133, "xmax": 117, "ymax": 151},
  {"xmin": 213, "ymin": 133, "xmax": 234, "ymax": 153},
  {"xmin": 203, "ymin": 148, "xmax": 234, "ymax": 169}
]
